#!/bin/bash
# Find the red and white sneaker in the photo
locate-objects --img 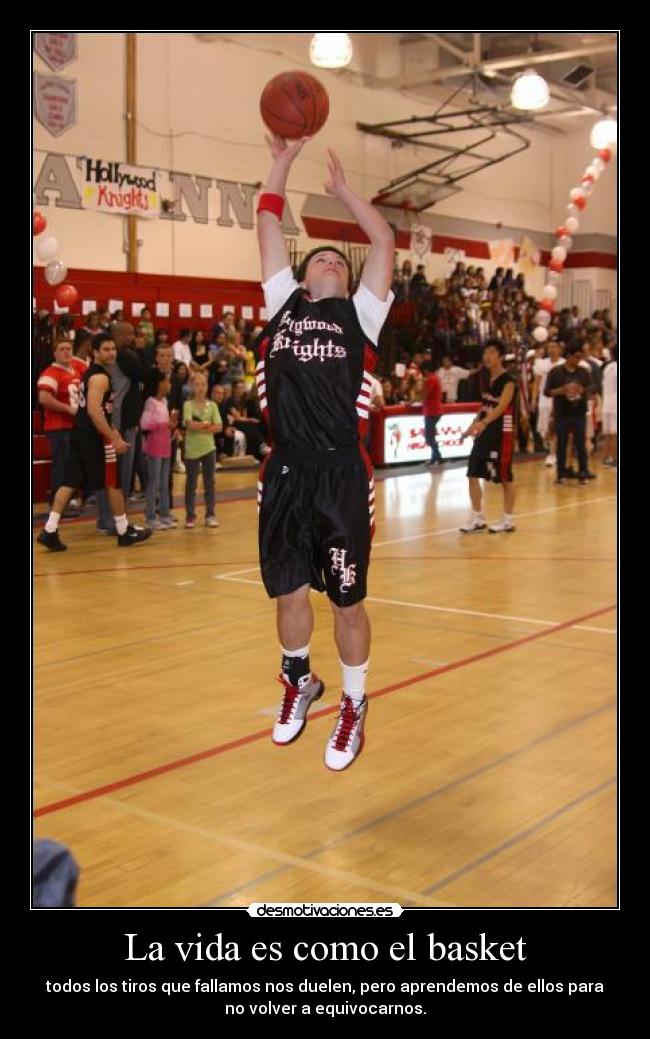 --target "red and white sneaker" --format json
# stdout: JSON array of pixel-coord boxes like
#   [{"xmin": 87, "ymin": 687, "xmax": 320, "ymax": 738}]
[
  {"xmin": 325, "ymin": 695, "xmax": 367, "ymax": 772},
  {"xmin": 272, "ymin": 674, "xmax": 325, "ymax": 746}
]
